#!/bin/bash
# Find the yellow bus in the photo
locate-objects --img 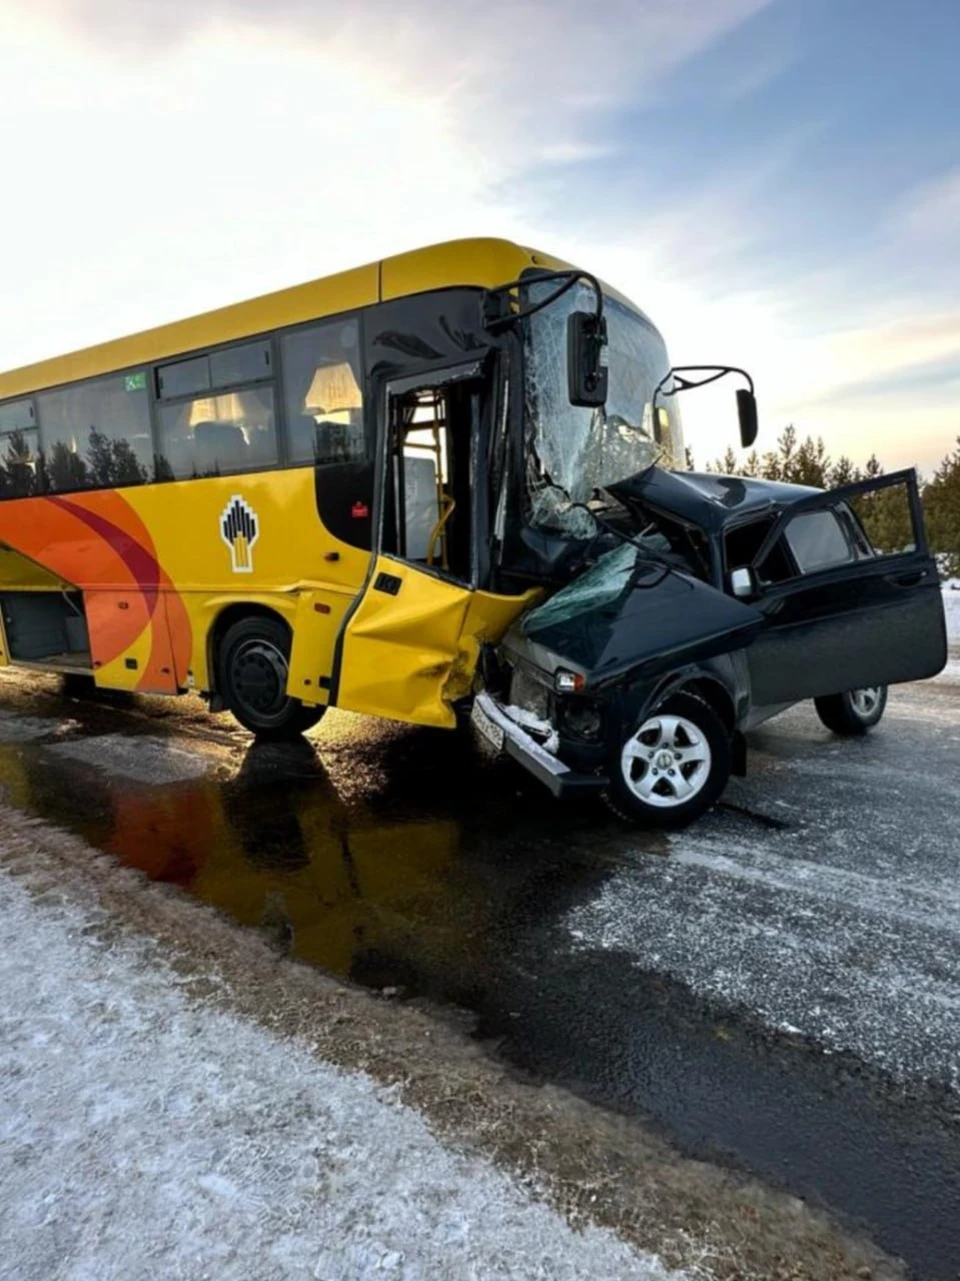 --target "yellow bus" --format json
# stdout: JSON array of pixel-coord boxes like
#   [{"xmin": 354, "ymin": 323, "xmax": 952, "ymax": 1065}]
[{"xmin": 0, "ymin": 237, "xmax": 686, "ymax": 739}]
